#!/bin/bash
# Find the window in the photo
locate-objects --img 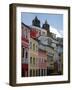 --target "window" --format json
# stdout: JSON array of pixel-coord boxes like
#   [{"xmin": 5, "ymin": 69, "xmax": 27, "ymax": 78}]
[
  {"xmin": 30, "ymin": 57, "xmax": 32, "ymax": 64},
  {"xmin": 30, "ymin": 42, "xmax": 32, "ymax": 49},
  {"xmin": 33, "ymin": 57, "xmax": 35, "ymax": 65},
  {"xmin": 36, "ymin": 45, "xmax": 38, "ymax": 51},
  {"xmin": 42, "ymin": 31, "xmax": 45, "ymax": 35},
  {"xmin": 22, "ymin": 67, "xmax": 25, "ymax": 77},
  {"xmin": 39, "ymin": 58, "xmax": 41, "ymax": 63},
  {"xmin": 33, "ymin": 69, "xmax": 35, "ymax": 76},
  {"xmin": 22, "ymin": 47, "xmax": 24, "ymax": 58},
  {"xmin": 23, "ymin": 30, "xmax": 26, "ymax": 38},
  {"xmin": 33, "ymin": 43, "xmax": 35, "ymax": 51},
  {"xmin": 59, "ymin": 53, "xmax": 61, "ymax": 56},
  {"xmin": 30, "ymin": 69, "xmax": 32, "ymax": 76},
  {"xmin": 42, "ymin": 58, "xmax": 44, "ymax": 63},
  {"xmin": 39, "ymin": 69, "xmax": 40, "ymax": 76},
  {"xmin": 41, "ymin": 69, "xmax": 43, "ymax": 76},
  {"xmin": 44, "ymin": 69, "xmax": 46, "ymax": 76},
  {"xmin": 44, "ymin": 59, "xmax": 47, "ymax": 63},
  {"xmin": 22, "ymin": 28, "xmax": 28, "ymax": 39},
  {"xmin": 39, "ymin": 31, "xmax": 41, "ymax": 35},
  {"xmin": 41, "ymin": 58, "xmax": 43, "ymax": 63},
  {"xmin": 26, "ymin": 29, "xmax": 28, "ymax": 39},
  {"xmin": 51, "ymin": 59, "xmax": 53, "ymax": 62},
  {"xmin": 48, "ymin": 38, "xmax": 52, "ymax": 45},
  {"xmin": 50, "ymin": 63, "xmax": 53, "ymax": 66},
  {"xmin": 48, "ymin": 55, "xmax": 53, "ymax": 62},
  {"xmin": 36, "ymin": 69, "xmax": 38, "ymax": 76},
  {"xmin": 25, "ymin": 51, "xmax": 28, "ymax": 59}
]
